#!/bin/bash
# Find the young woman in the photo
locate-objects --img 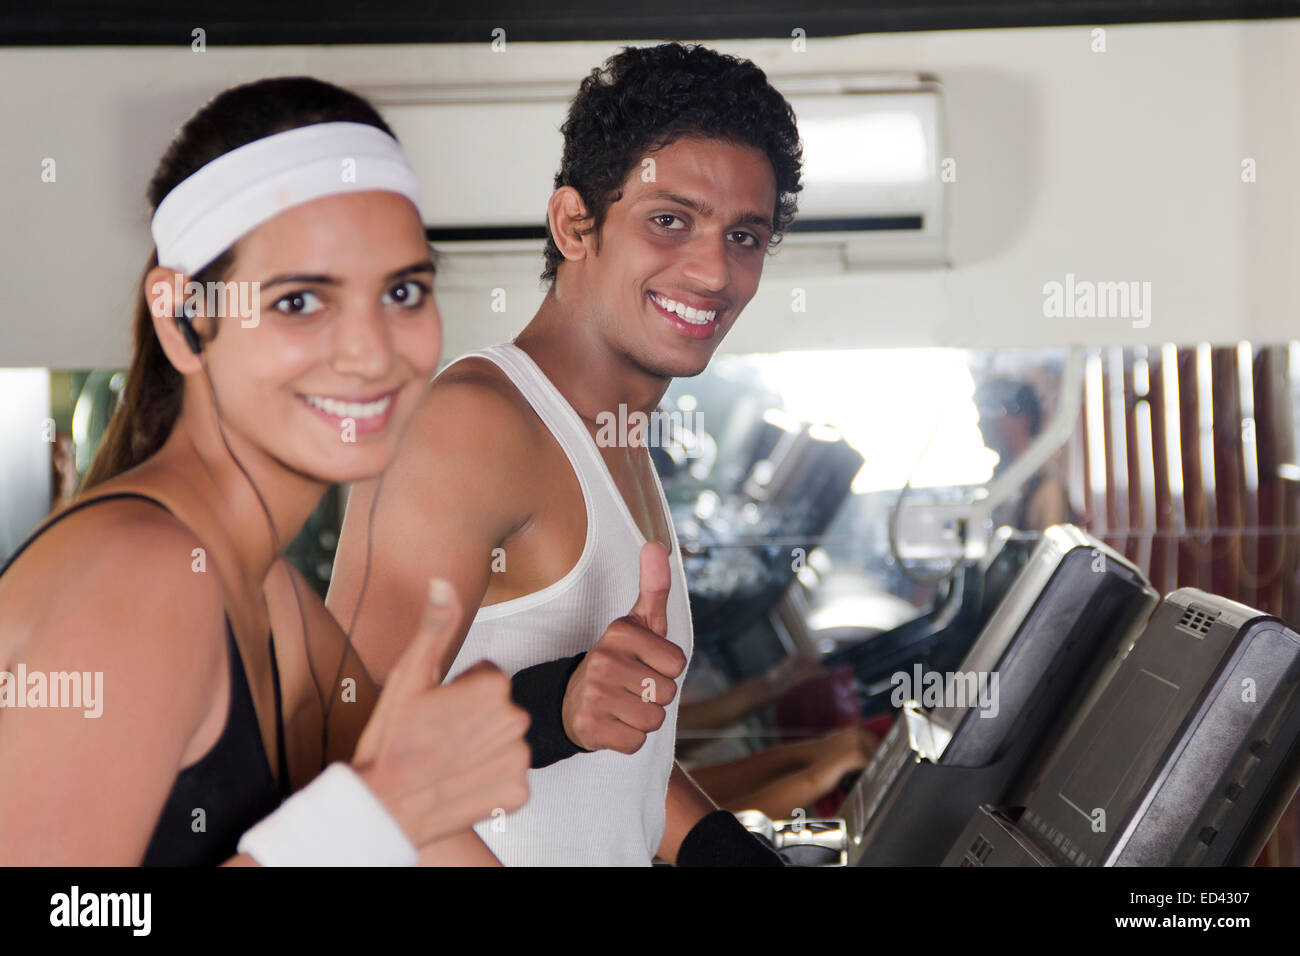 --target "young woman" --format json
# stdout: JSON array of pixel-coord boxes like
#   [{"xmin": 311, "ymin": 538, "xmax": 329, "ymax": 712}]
[{"xmin": 0, "ymin": 77, "xmax": 528, "ymax": 866}]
